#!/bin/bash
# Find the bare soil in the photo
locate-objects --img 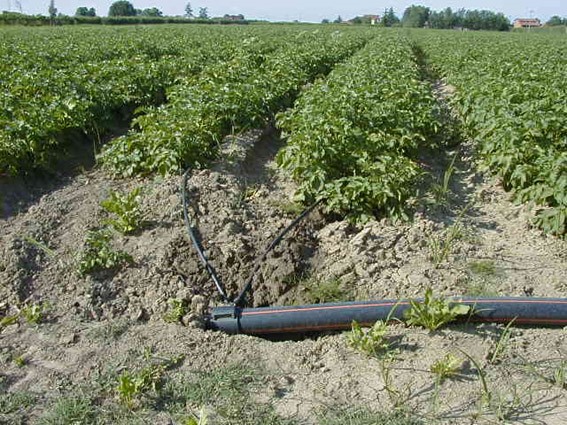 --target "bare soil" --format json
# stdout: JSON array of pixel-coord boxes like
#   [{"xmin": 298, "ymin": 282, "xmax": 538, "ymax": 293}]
[{"xmin": 1, "ymin": 125, "xmax": 566, "ymax": 424}]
